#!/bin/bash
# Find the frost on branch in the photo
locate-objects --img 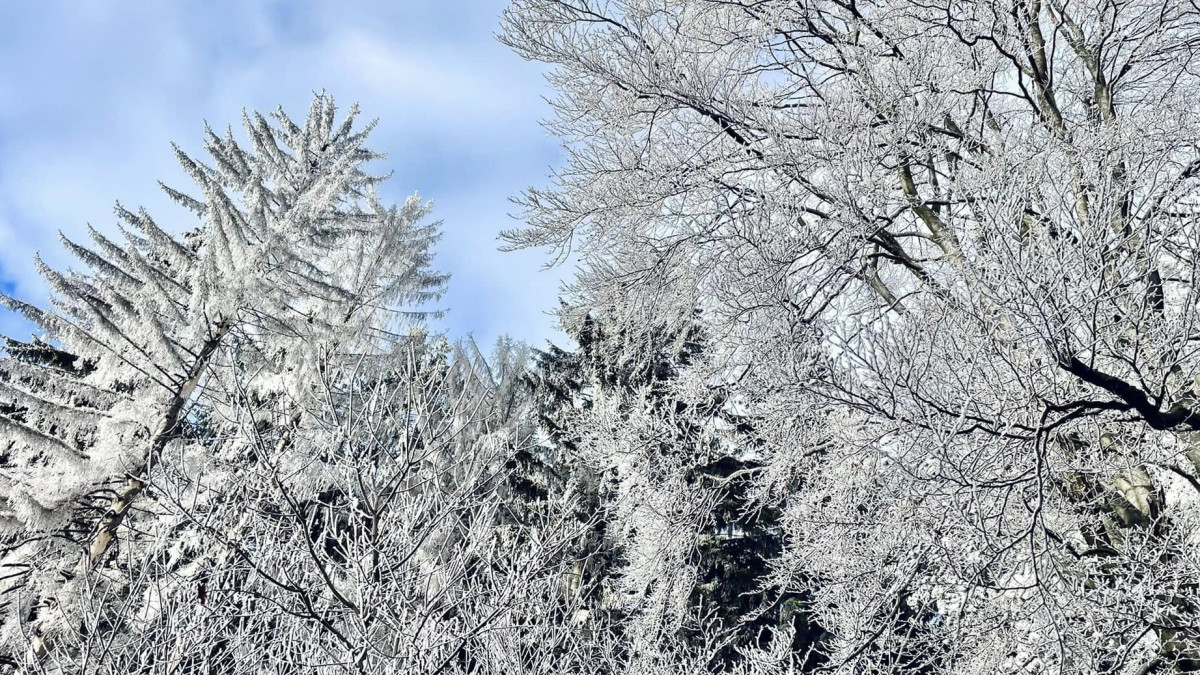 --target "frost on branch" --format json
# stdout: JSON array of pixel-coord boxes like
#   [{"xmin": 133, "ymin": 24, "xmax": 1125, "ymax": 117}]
[
  {"xmin": 503, "ymin": 0, "xmax": 1200, "ymax": 671},
  {"xmin": 0, "ymin": 93, "xmax": 445, "ymax": 666}
]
